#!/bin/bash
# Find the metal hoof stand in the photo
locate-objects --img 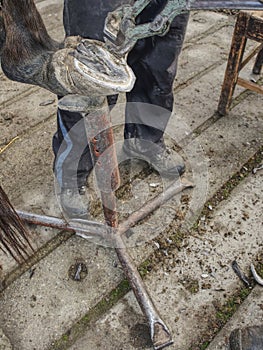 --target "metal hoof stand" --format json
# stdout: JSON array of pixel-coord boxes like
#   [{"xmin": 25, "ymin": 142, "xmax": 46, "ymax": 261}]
[
  {"xmin": 58, "ymin": 95, "xmax": 193, "ymax": 348},
  {"xmin": 18, "ymin": 95, "xmax": 193, "ymax": 349}
]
